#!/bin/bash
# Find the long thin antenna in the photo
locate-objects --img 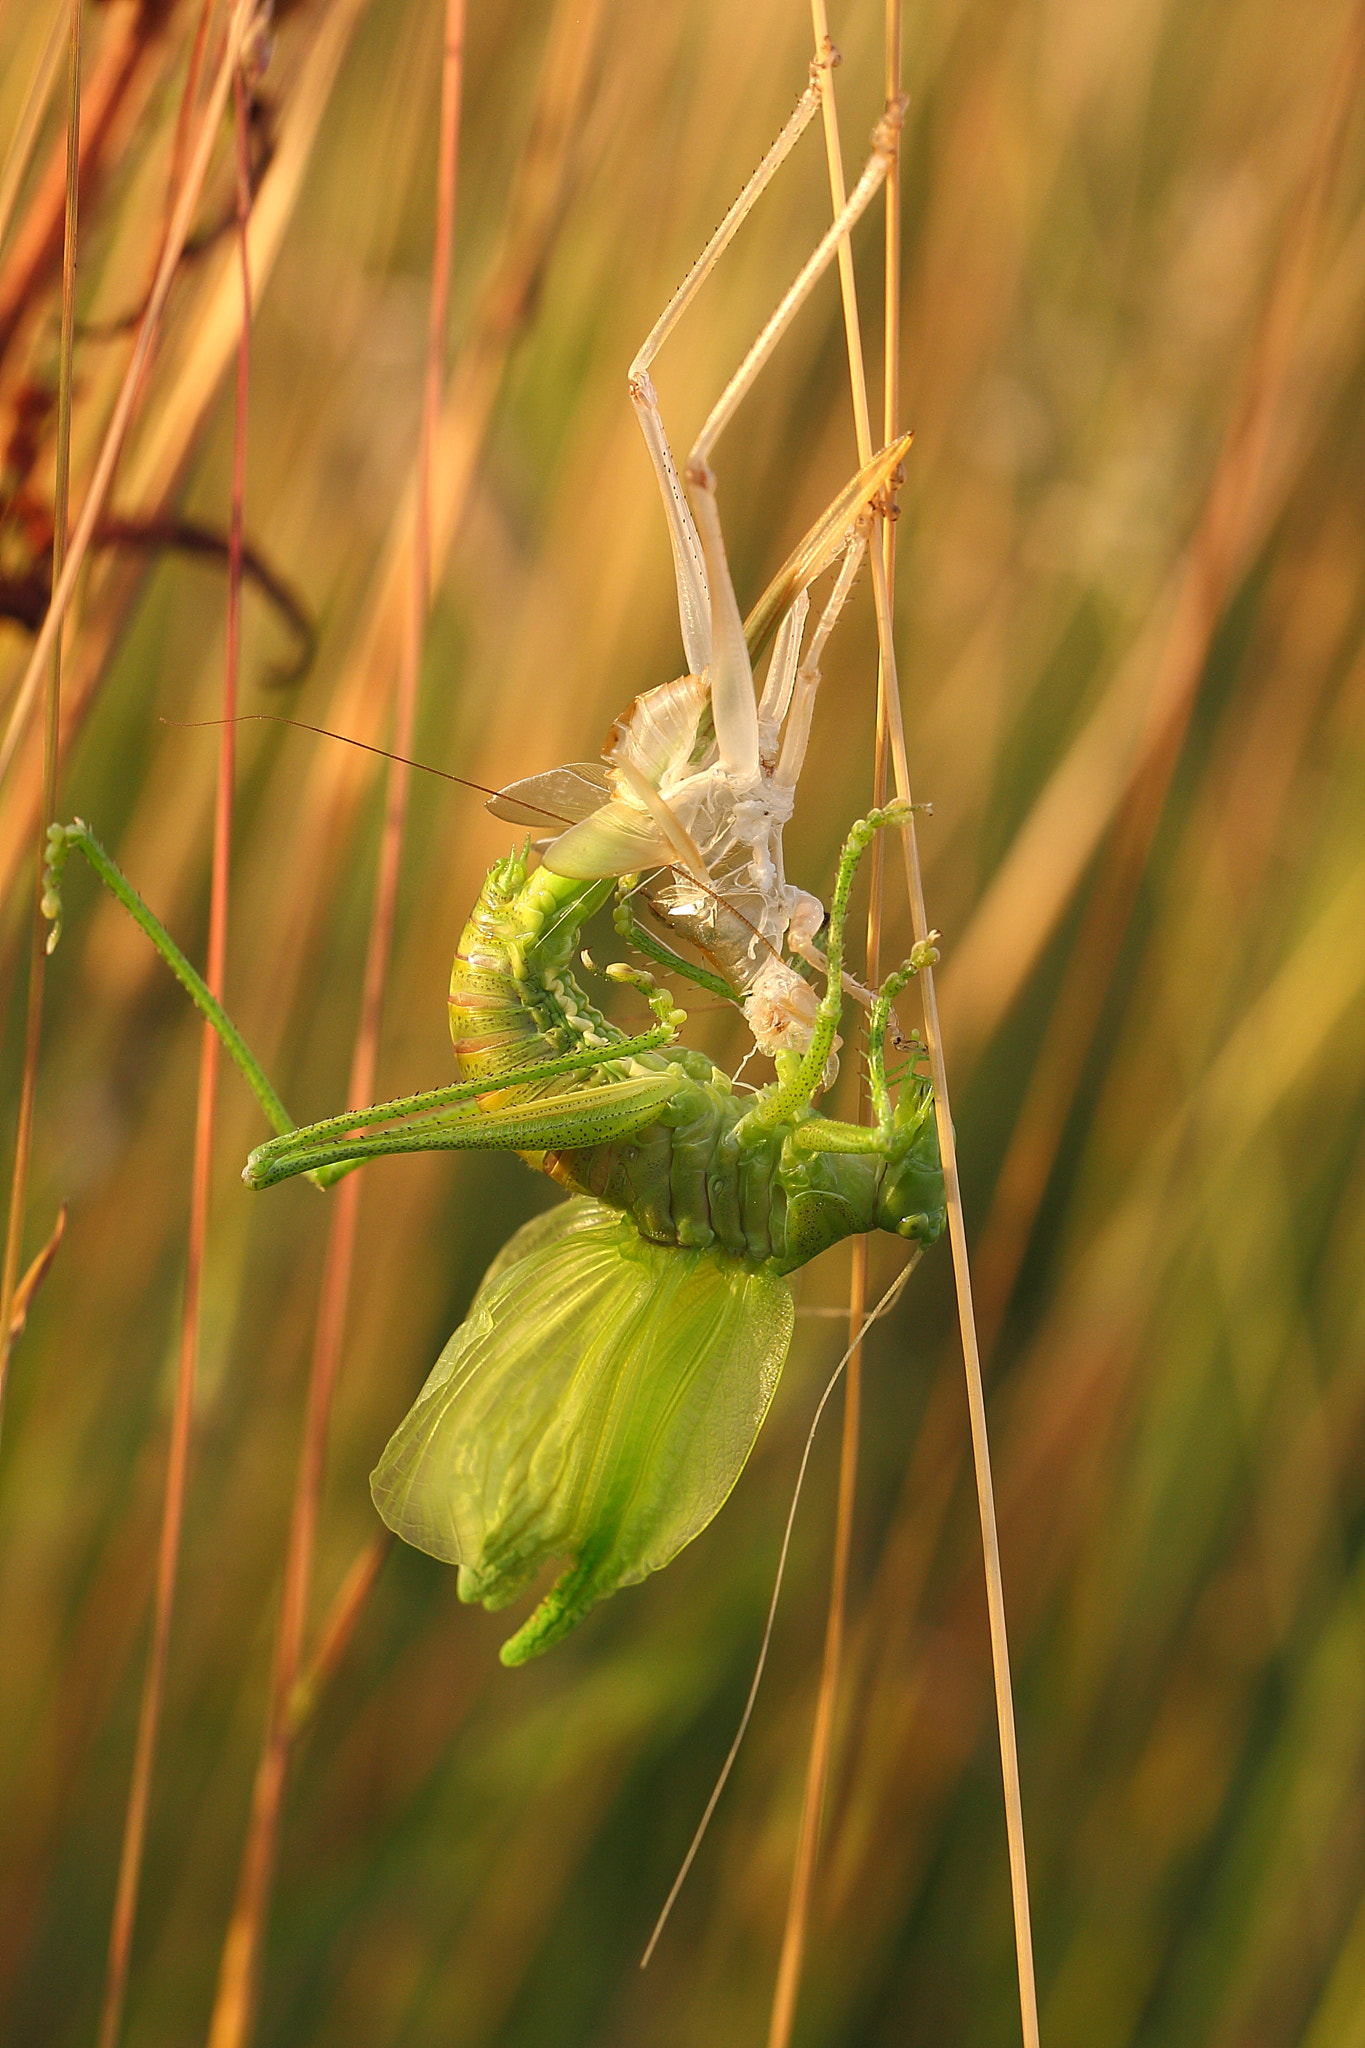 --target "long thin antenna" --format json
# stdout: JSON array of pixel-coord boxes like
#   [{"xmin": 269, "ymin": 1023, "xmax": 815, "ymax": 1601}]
[{"xmin": 164, "ymin": 713, "xmax": 535, "ymax": 810}]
